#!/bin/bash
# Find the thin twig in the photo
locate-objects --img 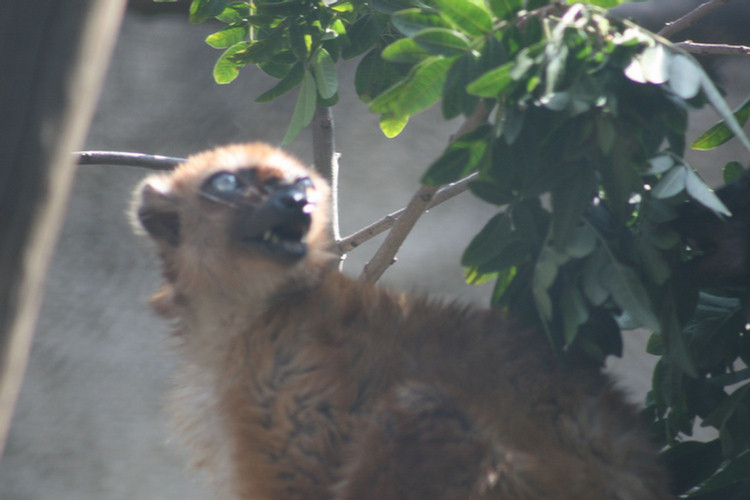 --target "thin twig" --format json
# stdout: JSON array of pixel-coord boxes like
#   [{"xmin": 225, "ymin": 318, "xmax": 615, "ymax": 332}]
[
  {"xmin": 658, "ymin": 0, "xmax": 735, "ymax": 40},
  {"xmin": 358, "ymin": 103, "xmax": 491, "ymax": 283},
  {"xmin": 676, "ymin": 41, "xmax": 750, "ymax": 56},
  {"xmin": 338, "ymin": 172, "xmax": 478, "ymax": 255},
  {"xmin": 312, "ymin": 106, "xmax": 342, "ymax": 248},
  {"xmin": 76, "ymin": 151, "xmax": 184, "ymax": 170}
]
